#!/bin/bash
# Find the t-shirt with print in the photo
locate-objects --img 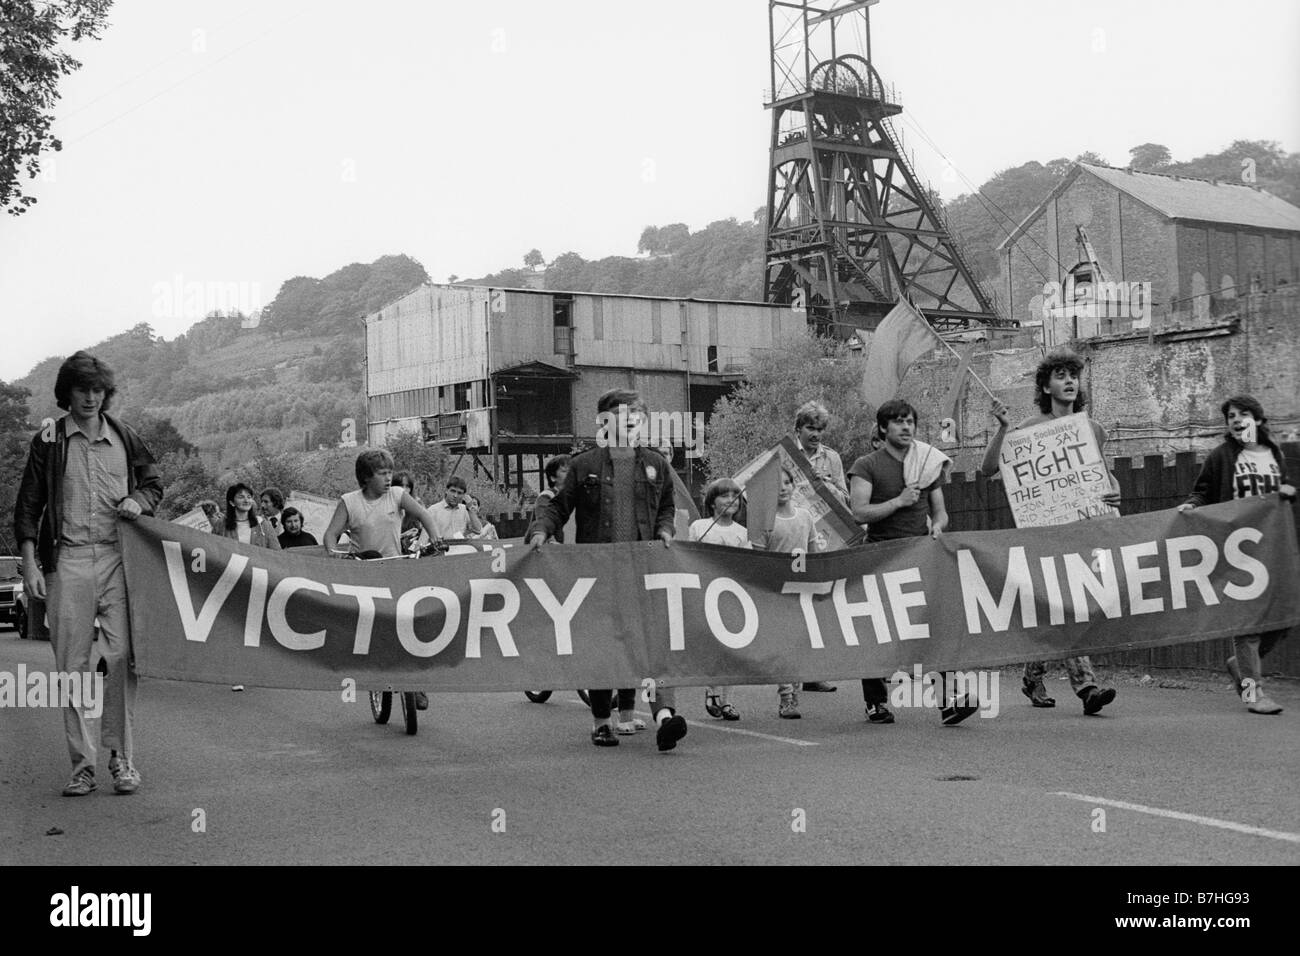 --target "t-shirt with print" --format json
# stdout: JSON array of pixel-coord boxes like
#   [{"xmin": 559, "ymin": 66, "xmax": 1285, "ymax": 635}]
[
  {"xmin": 762, "ymin": 508, "xmax": 819, "ymax": 553},
  {"xmin": 1233, "ymin": 447, "xmax": 1282, "ymax": 499},
  {"xmin": 688, "ymin": 518, "xmax": 751, "ymax": 548},
  {"xmin": 847, "ymin": 448, "xmax": 940, "ymax": 542}
]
